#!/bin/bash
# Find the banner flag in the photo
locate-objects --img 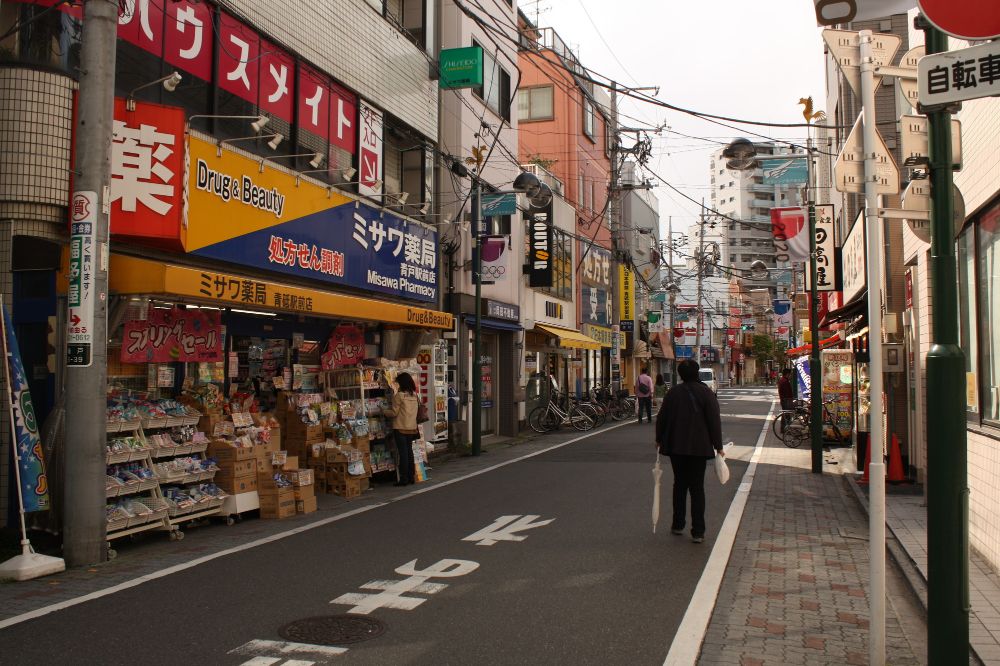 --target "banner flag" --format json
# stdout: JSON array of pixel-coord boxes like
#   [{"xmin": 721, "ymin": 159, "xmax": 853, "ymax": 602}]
[
  {"xmin": 2, "ymin": 305, "xmax": 50, "ymax": 512},
  {"xmin": 770, "ymin": 207, "xmax": 811, "ymax": 263}
]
